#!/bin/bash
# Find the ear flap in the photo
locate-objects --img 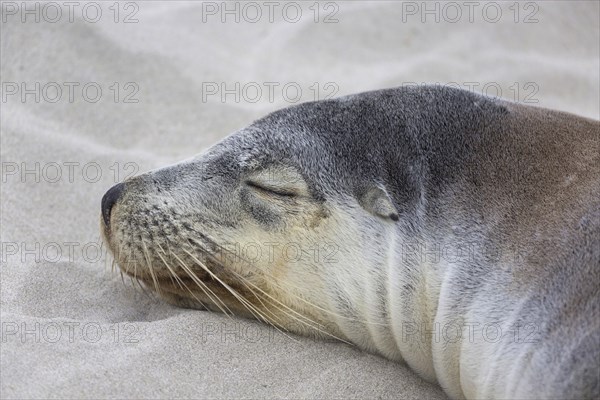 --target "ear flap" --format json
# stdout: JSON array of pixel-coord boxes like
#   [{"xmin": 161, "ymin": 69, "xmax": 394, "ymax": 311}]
[{"xmin": 358, "ymin": 185, "xmax": 399, "ymax": 222}]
